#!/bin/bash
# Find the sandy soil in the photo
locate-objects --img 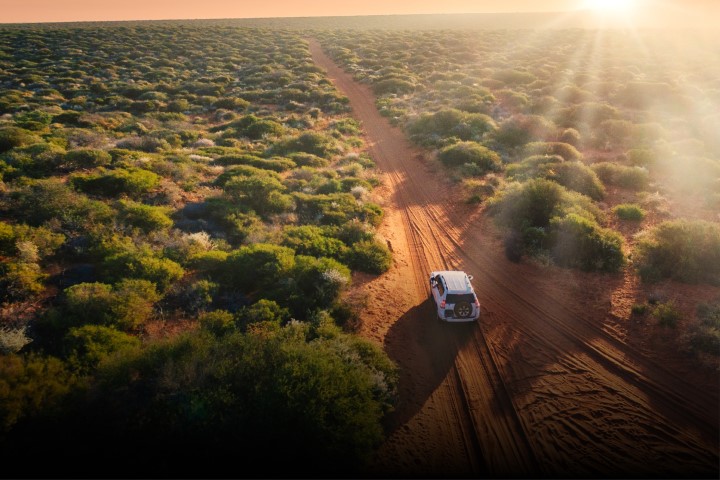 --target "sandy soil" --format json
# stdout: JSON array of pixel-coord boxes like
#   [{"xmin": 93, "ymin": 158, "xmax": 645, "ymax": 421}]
[{"xmin": 308, "ymin": 39, "xmax": 720, "ymax": 478}]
